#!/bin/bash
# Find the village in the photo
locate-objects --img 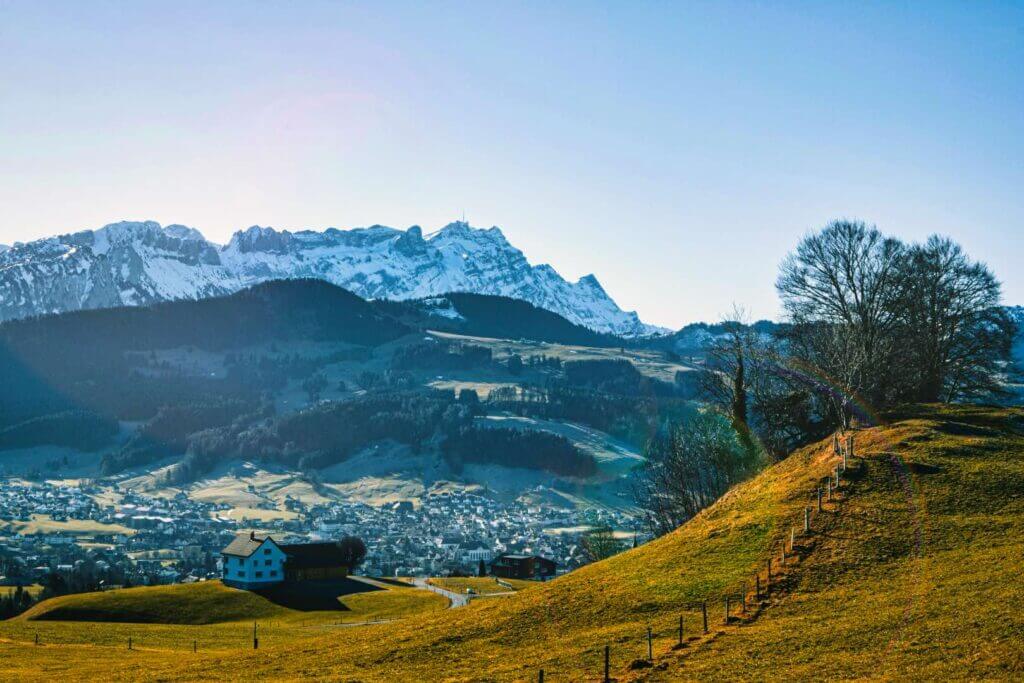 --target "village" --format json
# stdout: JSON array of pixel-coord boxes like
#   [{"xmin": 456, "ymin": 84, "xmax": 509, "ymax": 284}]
[{"xmin": 0, "ymin": 478, "xmax": 641, "ymax": 591}]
